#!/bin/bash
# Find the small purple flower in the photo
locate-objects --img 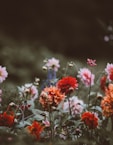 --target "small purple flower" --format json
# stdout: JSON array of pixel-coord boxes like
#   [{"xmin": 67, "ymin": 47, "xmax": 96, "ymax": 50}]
[{"xmin": 0, "ymin": 66, "xmax": 8, "ymax": 83}]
